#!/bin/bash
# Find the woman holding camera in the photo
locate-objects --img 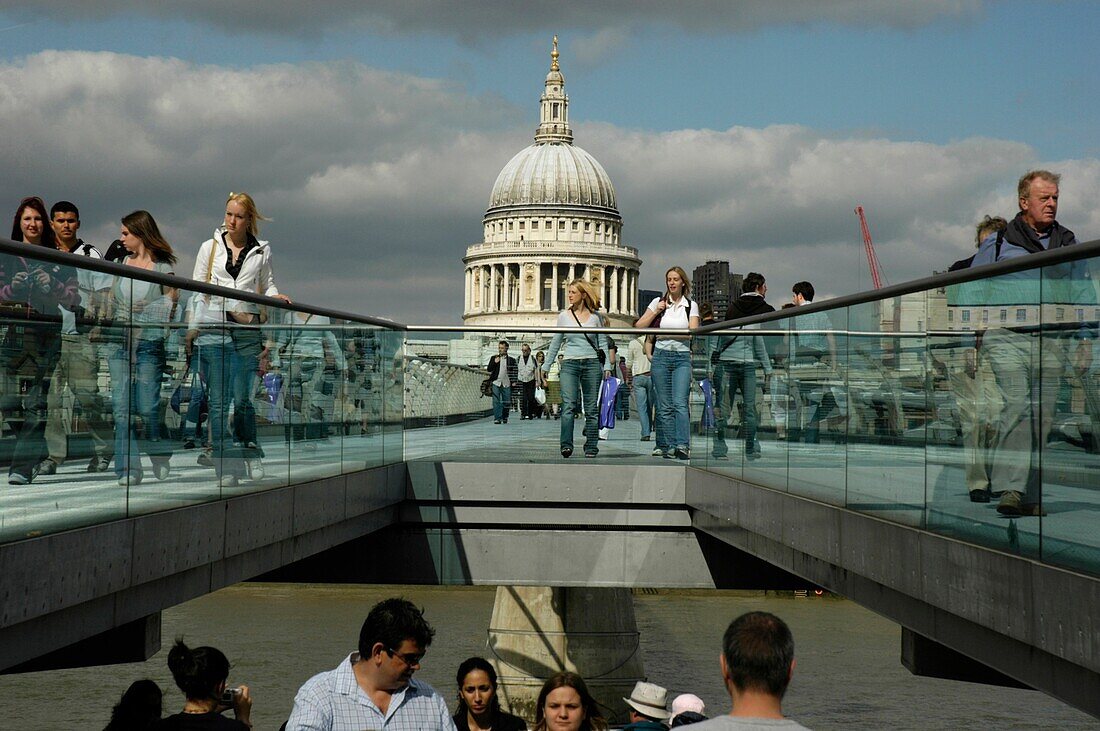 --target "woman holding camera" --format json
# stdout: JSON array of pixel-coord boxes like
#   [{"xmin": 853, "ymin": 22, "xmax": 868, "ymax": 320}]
[{"xmin": 159, "ymin": 639, "xmax": 252, "ymax": 730}]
